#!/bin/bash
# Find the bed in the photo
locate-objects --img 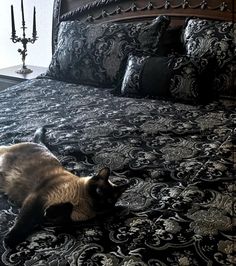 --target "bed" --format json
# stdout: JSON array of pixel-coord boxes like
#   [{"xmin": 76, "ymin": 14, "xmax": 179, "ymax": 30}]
[{"xmin": 0, "ymin": 0, "xmax": 235, "ymax": 265}]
